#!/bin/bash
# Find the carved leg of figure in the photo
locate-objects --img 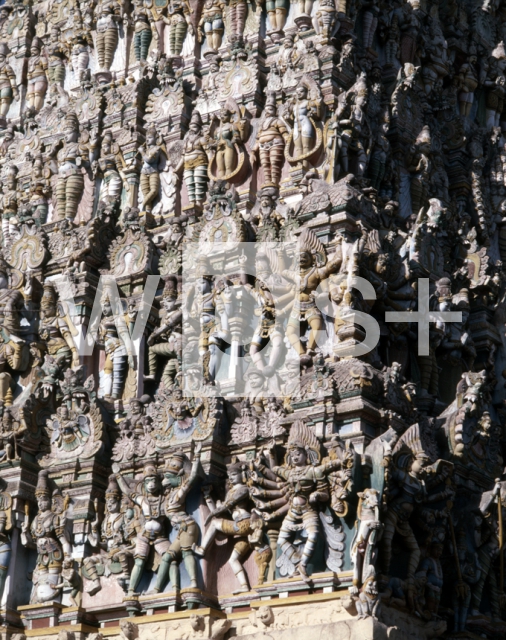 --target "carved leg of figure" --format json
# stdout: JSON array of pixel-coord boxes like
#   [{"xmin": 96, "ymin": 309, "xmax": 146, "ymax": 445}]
[
  {"xmin": 208, "ymin": 339, "xmax": 224, "ymax": 381},
  {"xmin": 0, "ymin": 373, "xmax": 12, "ymax": 406},
  {"xmin": 298, "ymin": 510, "xmax": 319, "ymax": 579},
  {"xmin": 140, "ymin": 172, "xmax": 160, "ymax": 212},
  {"xmin": 101, "ymin": 354, "xmax": 114, "ymax": 397},
  {"xmin": 286, "ymin": 318, "xmax": 305, "ymax": 356},
  {"xmin": 259, "ymin": 147, "xmax": 273, "ymax": 186},
  {"xmin": 194, "ymin": 165, "xmax": 208, "ymax": 204},
  {"xmin": 265, "ymin": 332, "xmax": 284, "ymax": 377},
  {"xmin": 64, "ymin": 173, "xmax": 84, "ymax": 220},
  {"xmin": 254, "ymin": 547, "xmax": 272, "ymax": 585},
  {"xmin": 275, "ymin": 0, "xmax": 287, "ymax": 30},
  {"xmin": 363, "ymin": 11, "xmax": 377, "ymax": 49},
  {"xmin": 104, "ymin": 27, "xmax": 119, "ymax": 70},
  {"xmin": 96, "ymin": 32, "xmax": 106, "ymax": 69},
  {"xmin": 230, "ymin": 546, "xmax": 250, "ymax": 593},
  {"xmin": 182, "ymin": 549, "xmax": 198, "ymax": 588},
  {"xmin": 153, "ymin": 550, "xmax": 176, "ymax": 593},
  {"xmin": 33, "ymin": 80, "xmax": 48, "ymax": 112},
  {"xmin": 212, "ymin": 19, "xmax": 224, "ymax": 49},
  {"xmin": 1, "ymin": 215, "xmax": 9, "ymax": 239},
  {"xmin": 234, "ymin": 0, "xmax": 247, "ymax": 40},
  {"xmin": 0, "ymin": 100, "xmax": 9, "ymax": 117},
  {"xmin": 307, "ymin": 314, "xmax": 323, "ymax": 353},
  {"xmin": 135, "ymin": 28, "xmax": 152, "ymax": 61},
  {"xmin": 171, "ymin": 21, "xmax": 188, "ymax": 56},
  {"xmin": 269, "ymin": 143, "xmax": 287, "ymax": 186},
  {"xmin": 129, "ymin": 557, "xmax": 147, "ymax": 595},
  {"xmin": 77, "ymin": 50, "xmax": 90, "ymax": 79},
  {"xmin": 112, "ymin": 353, "xmax": 128, "ymax": 399},
  {"xmin": 105, "ymin": 173, "xmax": 122, "ymax": 202},
  {"xmin": 83, "ymin": 557, "xmax": 102, "ymax": 596},
  {"xmin": 184, "ymin": 168, "xmax": 196, "ymax": 202}
]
